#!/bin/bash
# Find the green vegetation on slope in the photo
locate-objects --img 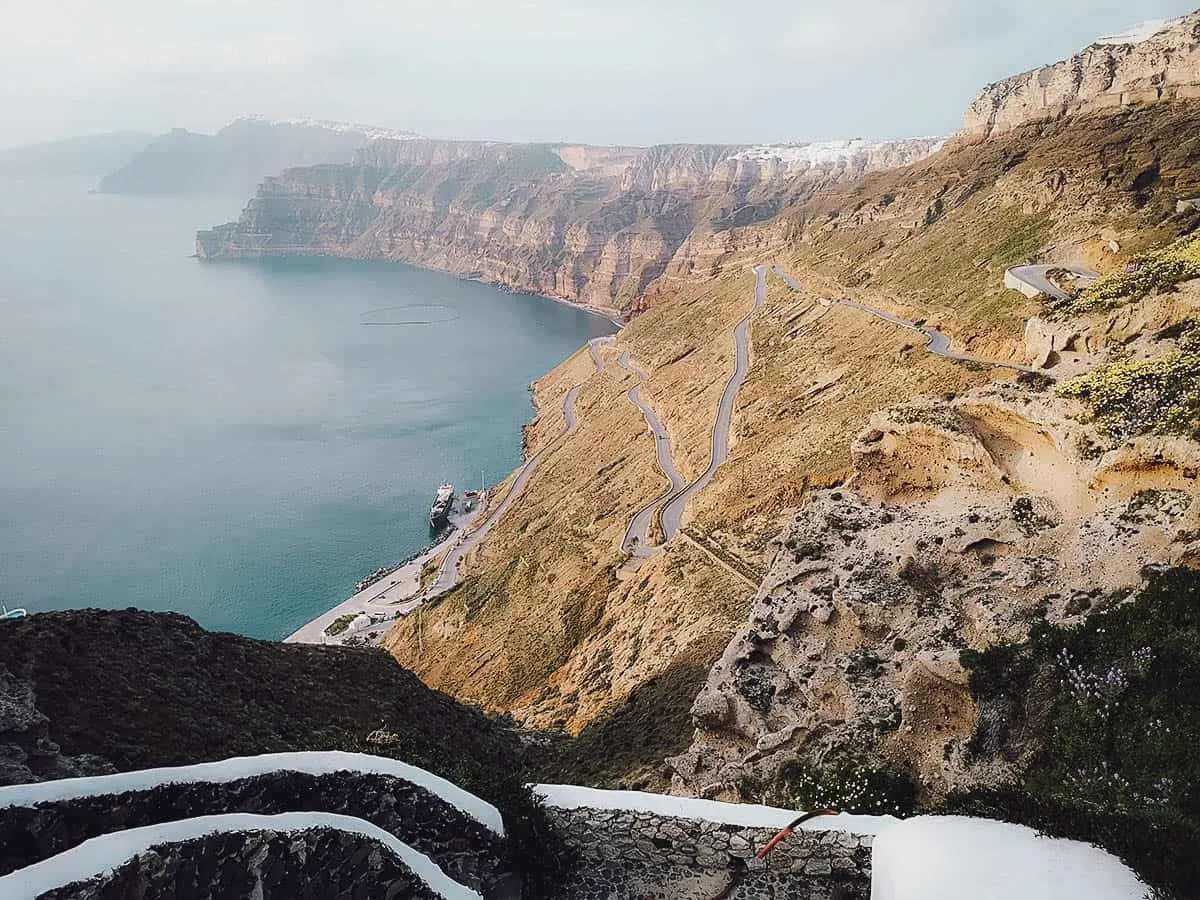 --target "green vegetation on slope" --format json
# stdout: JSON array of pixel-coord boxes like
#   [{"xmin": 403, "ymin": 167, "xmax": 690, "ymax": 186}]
[
  {"xmin": 783, "ymin": 104, "xmax": 1200, "ymax": 333},
  {"xmin": 953, "ymin": 567, "xmax": 1200, "ymax": 898},
  {"xmin": 1057, "ymin": 323, "xmax": 1200, "ymax": 440},
  {"xmin": 737, "ymin": 760, "xmax": 919, "ymax": 818},
  {"xmin": 1055, "ymin": 230, "xmax": 1200, "ymax": 315}
]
